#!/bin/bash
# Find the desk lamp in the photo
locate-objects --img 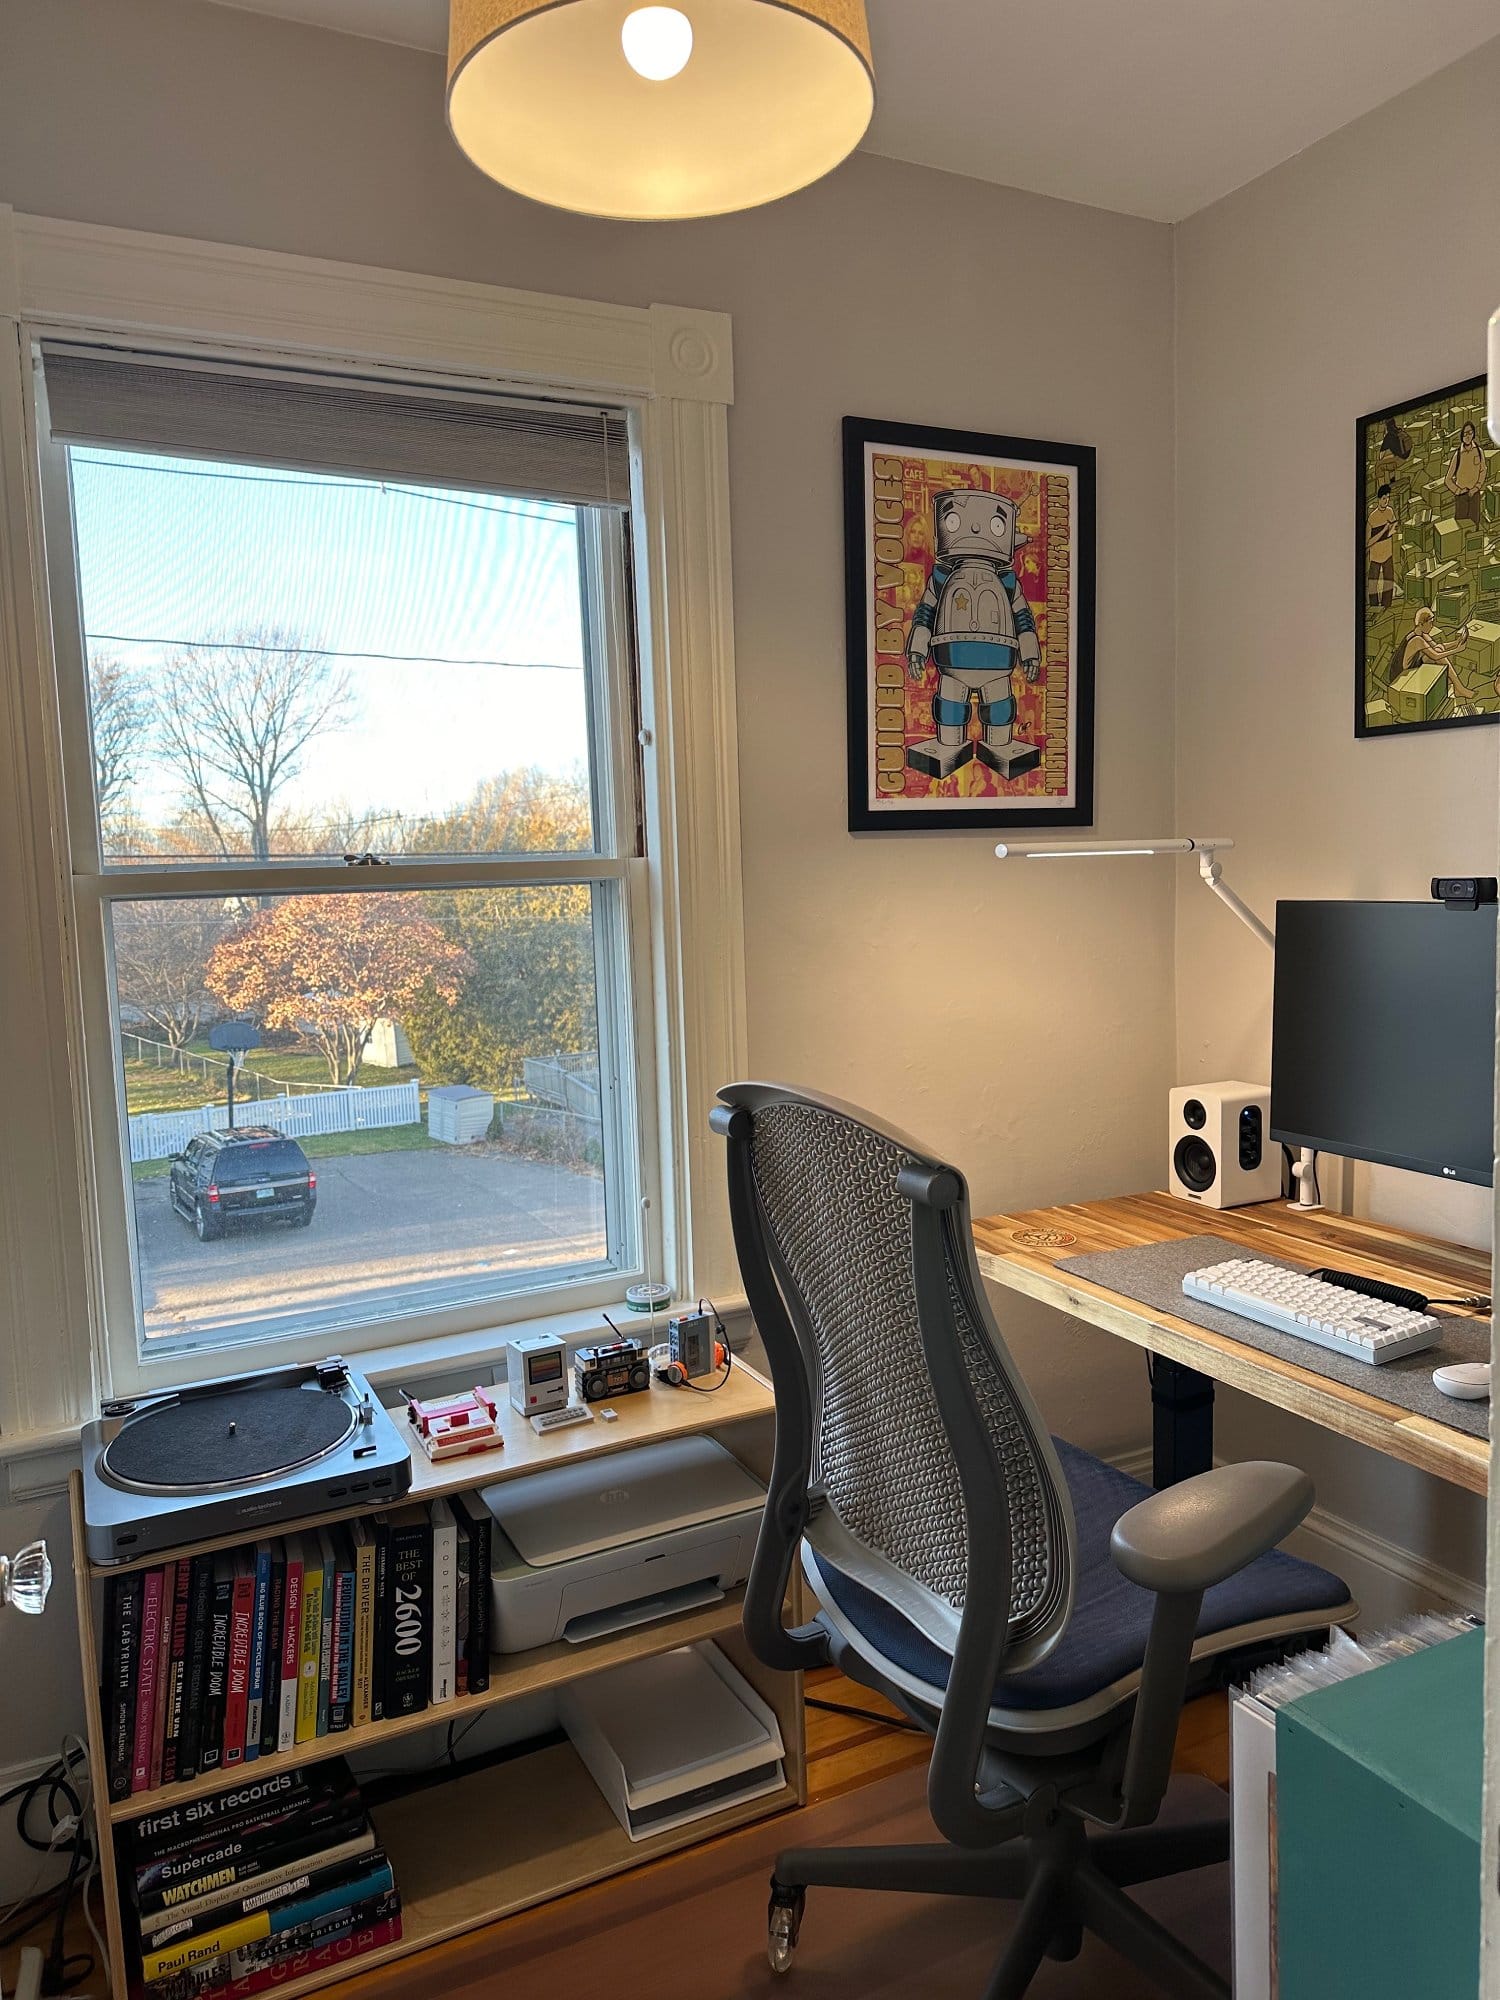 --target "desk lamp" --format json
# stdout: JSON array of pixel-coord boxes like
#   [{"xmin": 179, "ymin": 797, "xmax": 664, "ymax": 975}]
[{"xmin": 993, "ymin": 835, "xmax": 1320, "ymax": 1207}]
